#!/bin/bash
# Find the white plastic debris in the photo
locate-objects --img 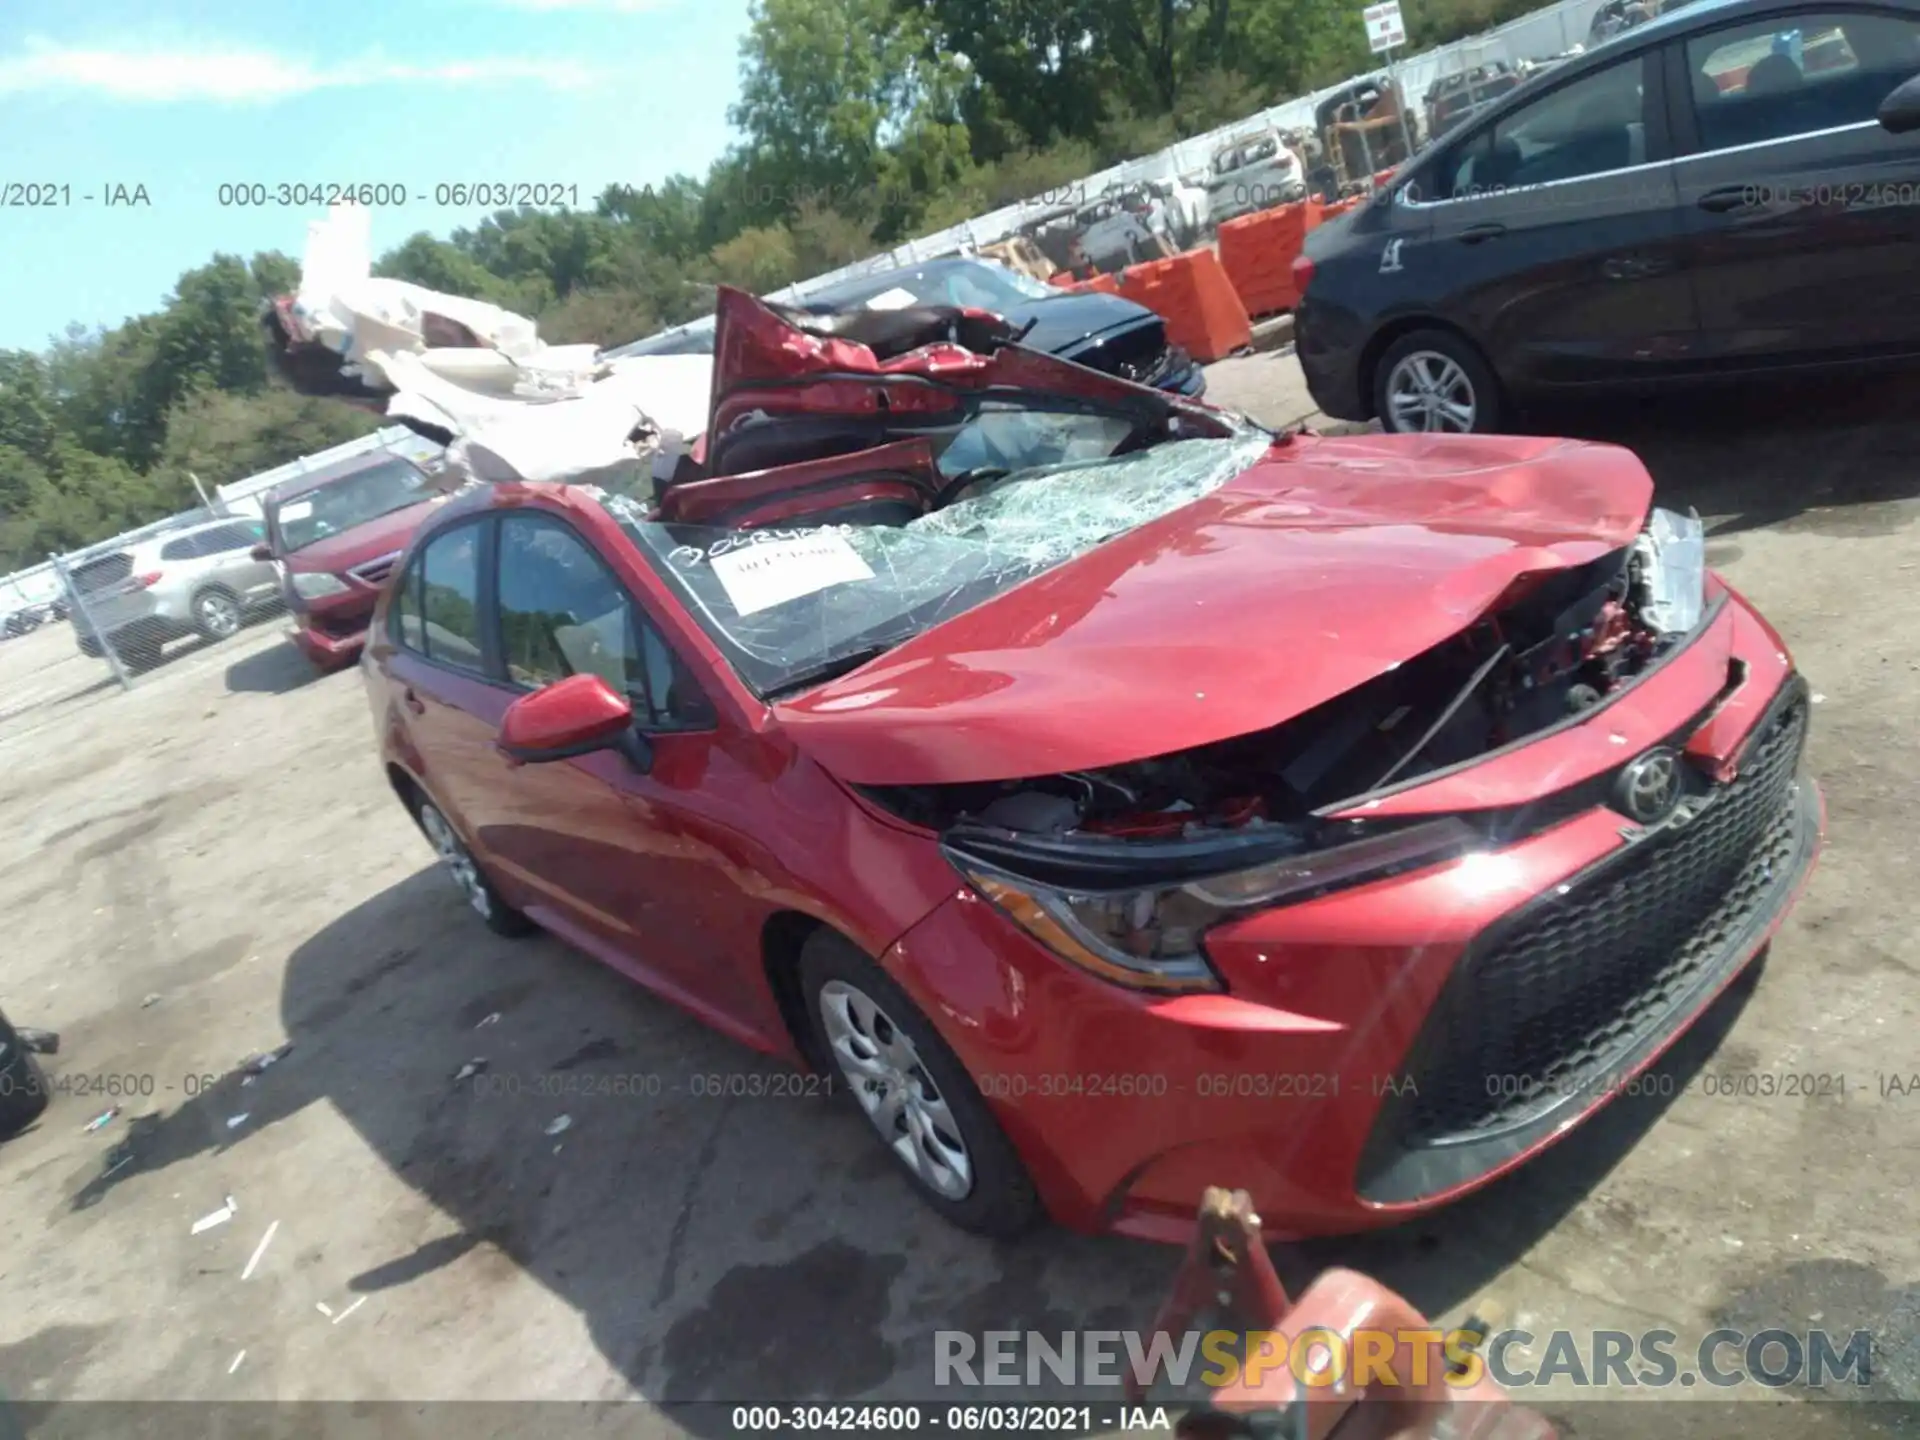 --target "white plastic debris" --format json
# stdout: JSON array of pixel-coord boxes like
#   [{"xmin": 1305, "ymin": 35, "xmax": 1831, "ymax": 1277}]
[
  {"xmin": 1811, "ymin": 692, "xmax": 1827, "ymax": 704},
  {"xmin": 1631, "ymin": 507, "xmax": 1706, "ymax": 636},
  {"xmin": 226, "ymin": 1114, "xmax": 250, "ymax": 1130},
  {"xmin": 331, "ymin": 1296, "xmax": 368, "ymax": 1325},
  {"xmin": 228, "ymin": 1350, "xmax": 246, "ymax": 1375},
  {"xmin": 241, "ymin": 1220, "xmax": 279, "ymax": 1280},
  {"xmin": 544, "ymin": 1115, "xmax": 573, "ymax": 1137},
  {"xmin": 191, "ymin": 1197, "xmax": 238, "ymax": 1235},
  {"xmin": 316, "ymin": 1302, "xmax": 334, "ymax": 1318},
  {"xmin": 476, "ymin": 1013, "xmax": 501, "ymax": 1029},
  {"xmin": 285, "ymin": 204, "xmax": 713, "ymax": 486},
  {"xmin": 453, "ymin": 1060, "xmax": 488, "ymax": 1084}
]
